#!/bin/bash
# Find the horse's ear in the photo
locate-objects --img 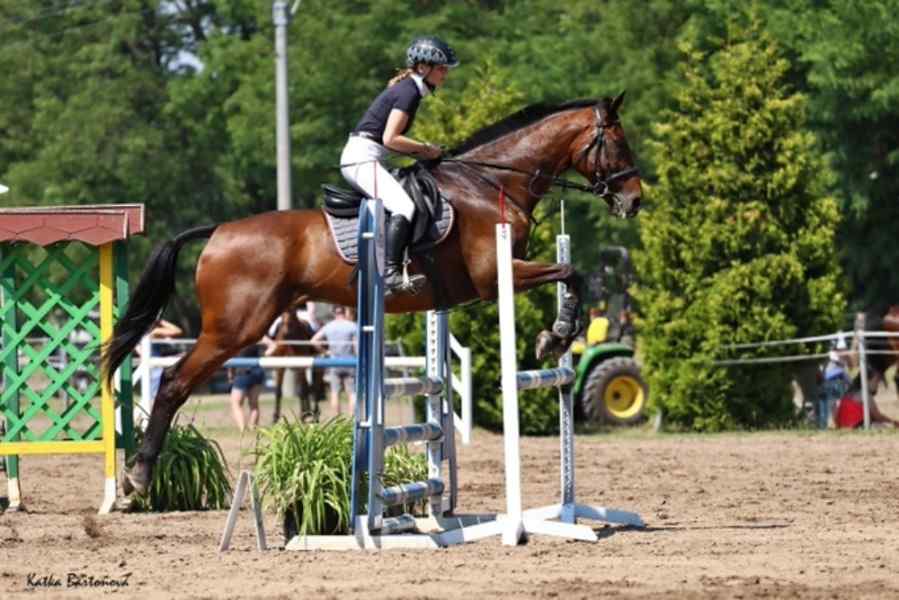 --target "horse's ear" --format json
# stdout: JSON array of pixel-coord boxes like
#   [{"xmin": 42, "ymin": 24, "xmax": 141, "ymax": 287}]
[{"xmin": 611, "ymin": 90, "xmax": 626, "ymax": 114}]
